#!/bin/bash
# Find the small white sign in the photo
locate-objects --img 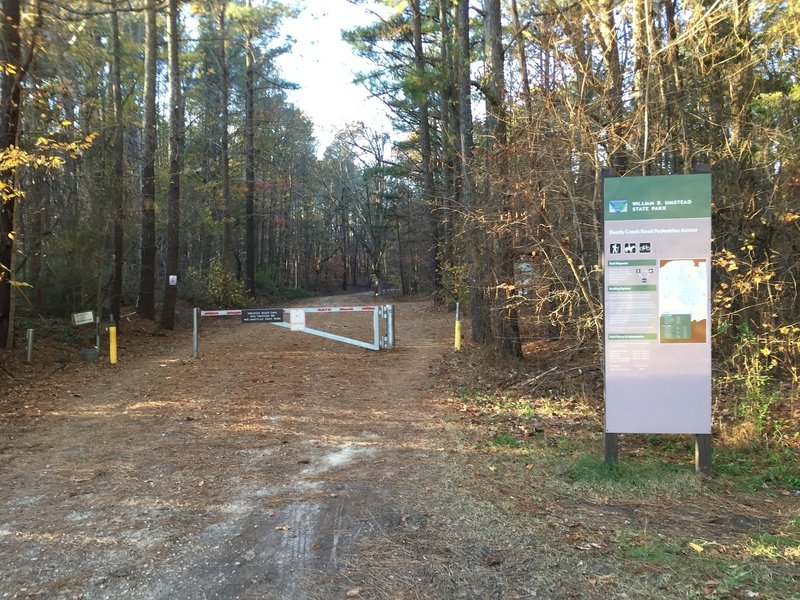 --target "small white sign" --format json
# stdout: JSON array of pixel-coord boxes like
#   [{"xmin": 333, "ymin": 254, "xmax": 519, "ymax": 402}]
[
  {"xmin": 168, "ymin": 275, "xmax": 178, "ymax": 286},
  {"xmin": 72, "ymin": 311, "xmax": 94, "ymax": 326},
  {"xmin": 289, "ymin": 309, "xmax": 305, "ymax": 331}
]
